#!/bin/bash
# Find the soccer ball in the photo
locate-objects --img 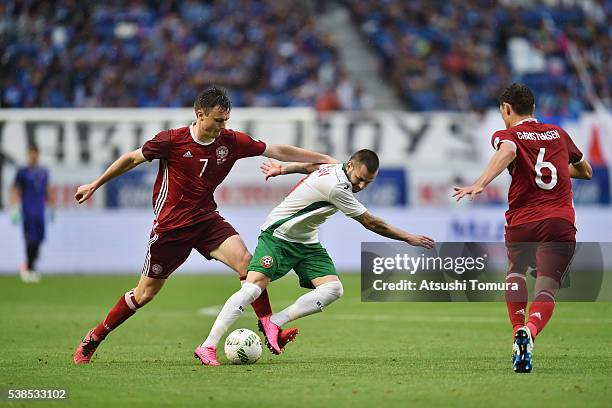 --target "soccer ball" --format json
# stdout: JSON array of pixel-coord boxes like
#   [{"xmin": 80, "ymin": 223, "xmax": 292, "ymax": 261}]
[{"xmin": 224, "ymin": 328, "xmax": 262, "ymax": 364}]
